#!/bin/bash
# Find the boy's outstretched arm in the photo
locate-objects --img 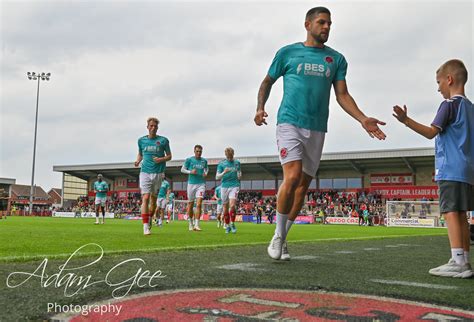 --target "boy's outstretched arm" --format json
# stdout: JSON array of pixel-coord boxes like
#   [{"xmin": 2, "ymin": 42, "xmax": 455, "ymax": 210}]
[{"xmin": 393, "ymin": 105, "xmax": 440, "ymax": 139}]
